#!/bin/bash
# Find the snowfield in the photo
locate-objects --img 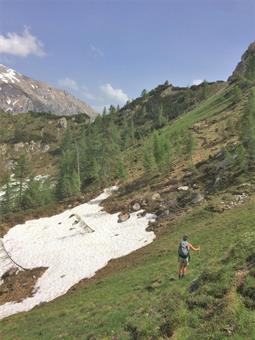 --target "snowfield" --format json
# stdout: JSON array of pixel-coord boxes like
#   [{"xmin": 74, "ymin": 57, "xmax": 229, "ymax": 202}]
[{"xmin": 0, "ymin": 187, "xmax": 156, "ymax": 319}]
